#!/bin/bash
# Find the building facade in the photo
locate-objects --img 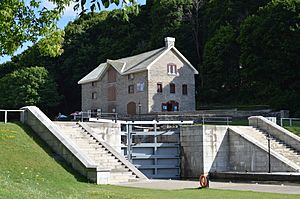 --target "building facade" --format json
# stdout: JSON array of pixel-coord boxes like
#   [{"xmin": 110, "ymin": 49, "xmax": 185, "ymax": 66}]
[{"xmin": 78, "ymin": 37, "xmax": 198, "ymax": 115}]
